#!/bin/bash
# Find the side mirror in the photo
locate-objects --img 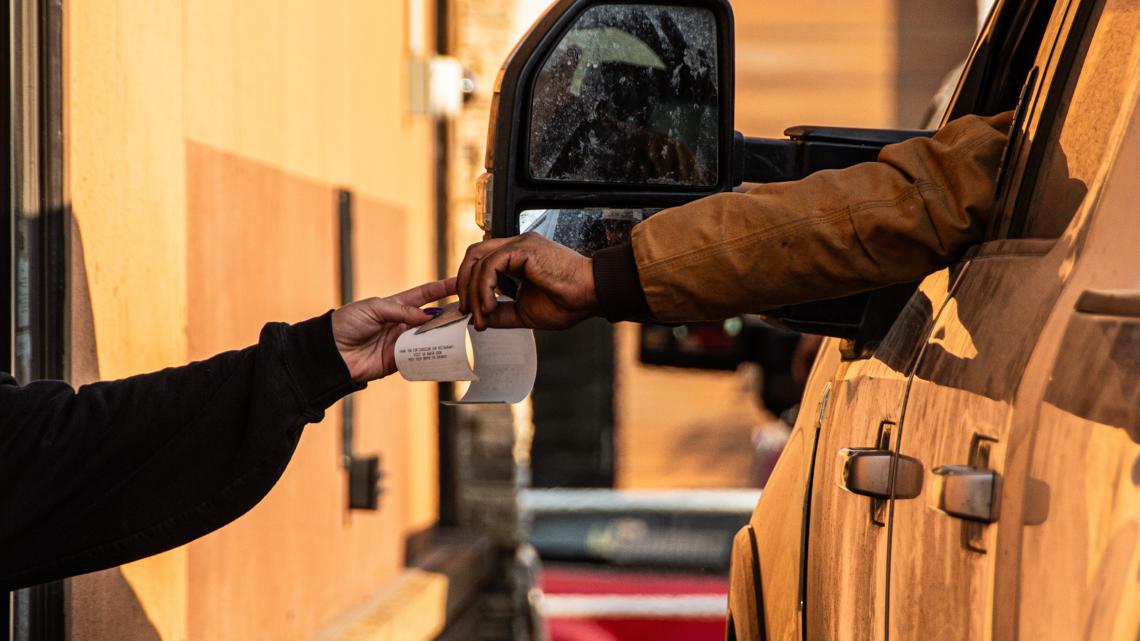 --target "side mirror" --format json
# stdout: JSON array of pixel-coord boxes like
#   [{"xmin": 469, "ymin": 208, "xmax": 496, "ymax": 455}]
[{"xmin": 477, "ymin": 0, "xmax": 736, "ymax": 252}]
